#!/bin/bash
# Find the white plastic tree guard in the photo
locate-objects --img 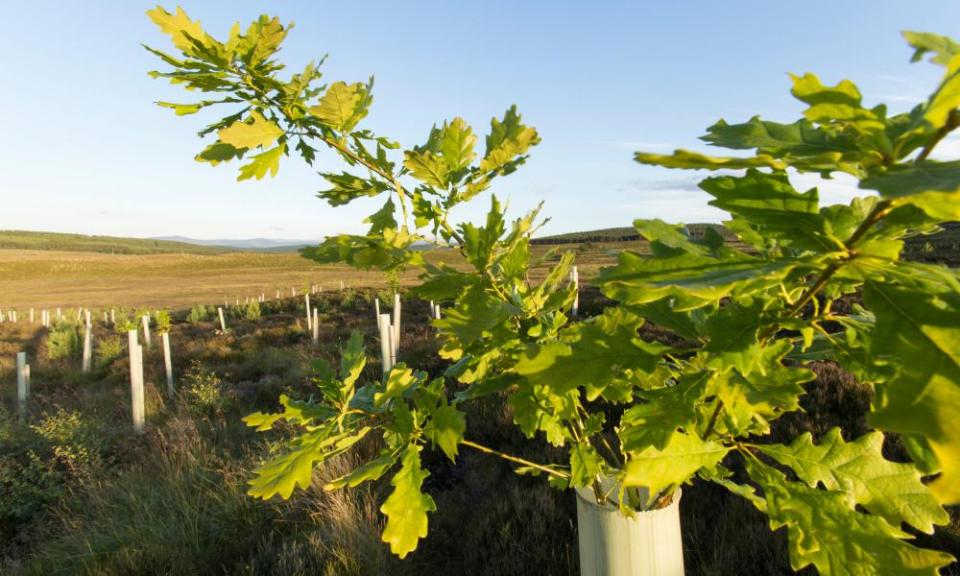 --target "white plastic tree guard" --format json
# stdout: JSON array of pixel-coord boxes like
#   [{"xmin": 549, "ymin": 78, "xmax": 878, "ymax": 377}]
[
  {"xmin": 305, "ymin": 293, "xmax": 312, "ymax": 331},
  {"xmin": 392, "ymin": 293, "xmax": 401, "ymax": 357},
  {"xmin": 575, "ymin": 484, "xmax": 685, "ymax": 576},
  {"xmin": 16, "ymin": 352, "xmax": 28, "ymax": 418},
  {"xmin": 142, "ymin": 315, "xmax": 152, "ymax": 348},
  {"xmin": 128, "ymin": 330, "xmax": 145, "ymax": 434},
  {"xmin": 571, "ymin": 265, "xmax": 580, "ymax": 317},
  {"xmin": 162, "ymin": 331, "xmax": 174, "ymax": 395},
  {"xmin": 312, "ymin": 308, "xmax": 319, "ymax": 345},
  {"xmin": 81, "ymin": 322, "xmax": 93, "ymax": 373},
  {"xmin": 375, "ymin": 298, "xmax": 382, "ymax": 330},
  {"xmin": 217, "ymin": 307, "xmax": 227, "ymax": 332},
  {"xmin": 378, "ymin": 313, "xmax": 393, "ymax": 375}
]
